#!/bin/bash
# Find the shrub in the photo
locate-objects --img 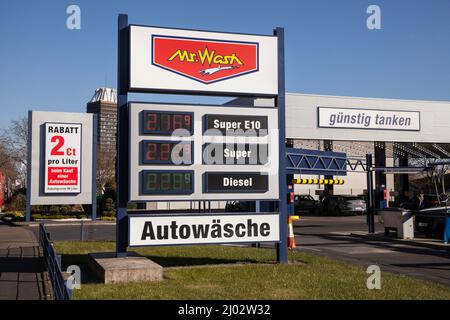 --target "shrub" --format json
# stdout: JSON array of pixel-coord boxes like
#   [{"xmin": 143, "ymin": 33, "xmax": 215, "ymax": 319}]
[
  {"xmin": 3, "ymin": 211, "xmax": 25, "ymax": 220},
  {"xmin": 102, "ymin": 211, "xmax": 116, "ymax": 217},
  {"xmin": 104, "ymin": 198, "xmax": 115, "ymax": 212},
  {"xmin": 49, "ymin": 205, "xmax": 60, "ymax": 215},
  {"xmin": 99, "ymin": 216, "xmax": 116, "ymax": 221},
  {"xmin": 7, "ymin": 194, "xmax": 26, "ymax": 211},
  {"xmin": 103, "ymin": 181, "xmax": 116, "ymax": 203},
  {"xmin": 127, "ymin": 202, "xmax": 137, "ymax": 210},
  {"xmin": 60, "ymin": 205, "xmax": 72, "ymax": 214}
]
